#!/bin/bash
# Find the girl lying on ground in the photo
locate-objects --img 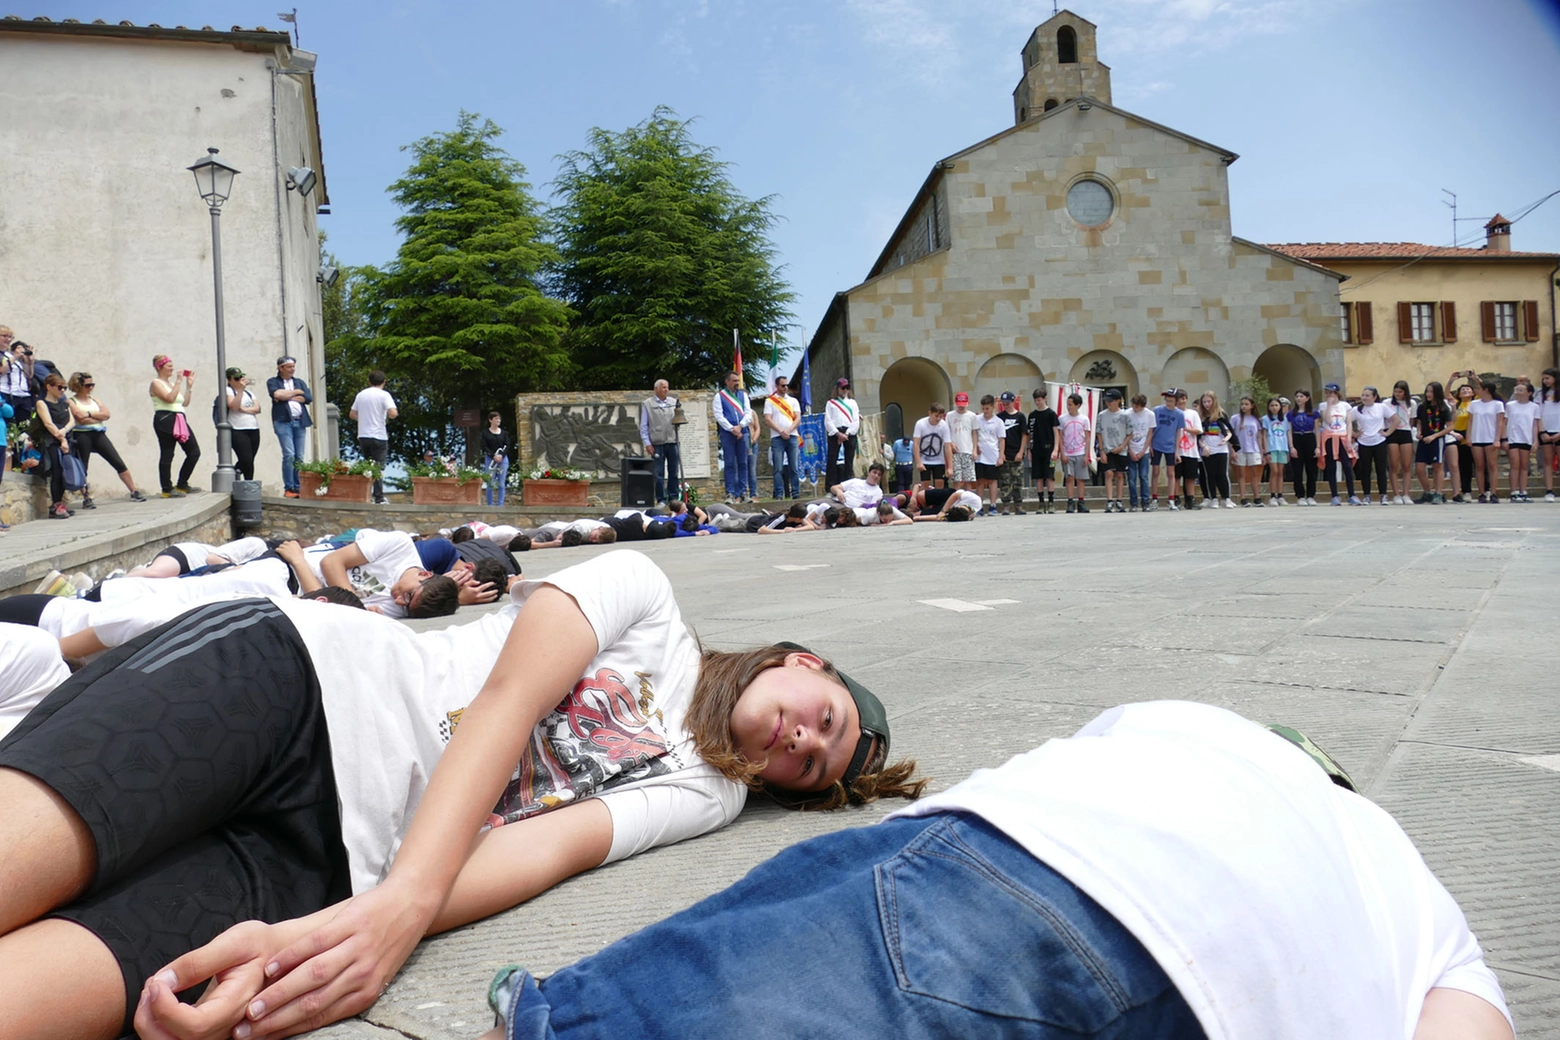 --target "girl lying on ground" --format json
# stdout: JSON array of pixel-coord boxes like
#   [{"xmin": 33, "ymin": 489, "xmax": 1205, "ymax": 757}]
[
  {"xmin": 0, "ymin": 550, "xmax": 920, "ymax": 1040},
  {"xmin": 483, "ymin": 701, "xmax": 1512, "ymax": 1040}
]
